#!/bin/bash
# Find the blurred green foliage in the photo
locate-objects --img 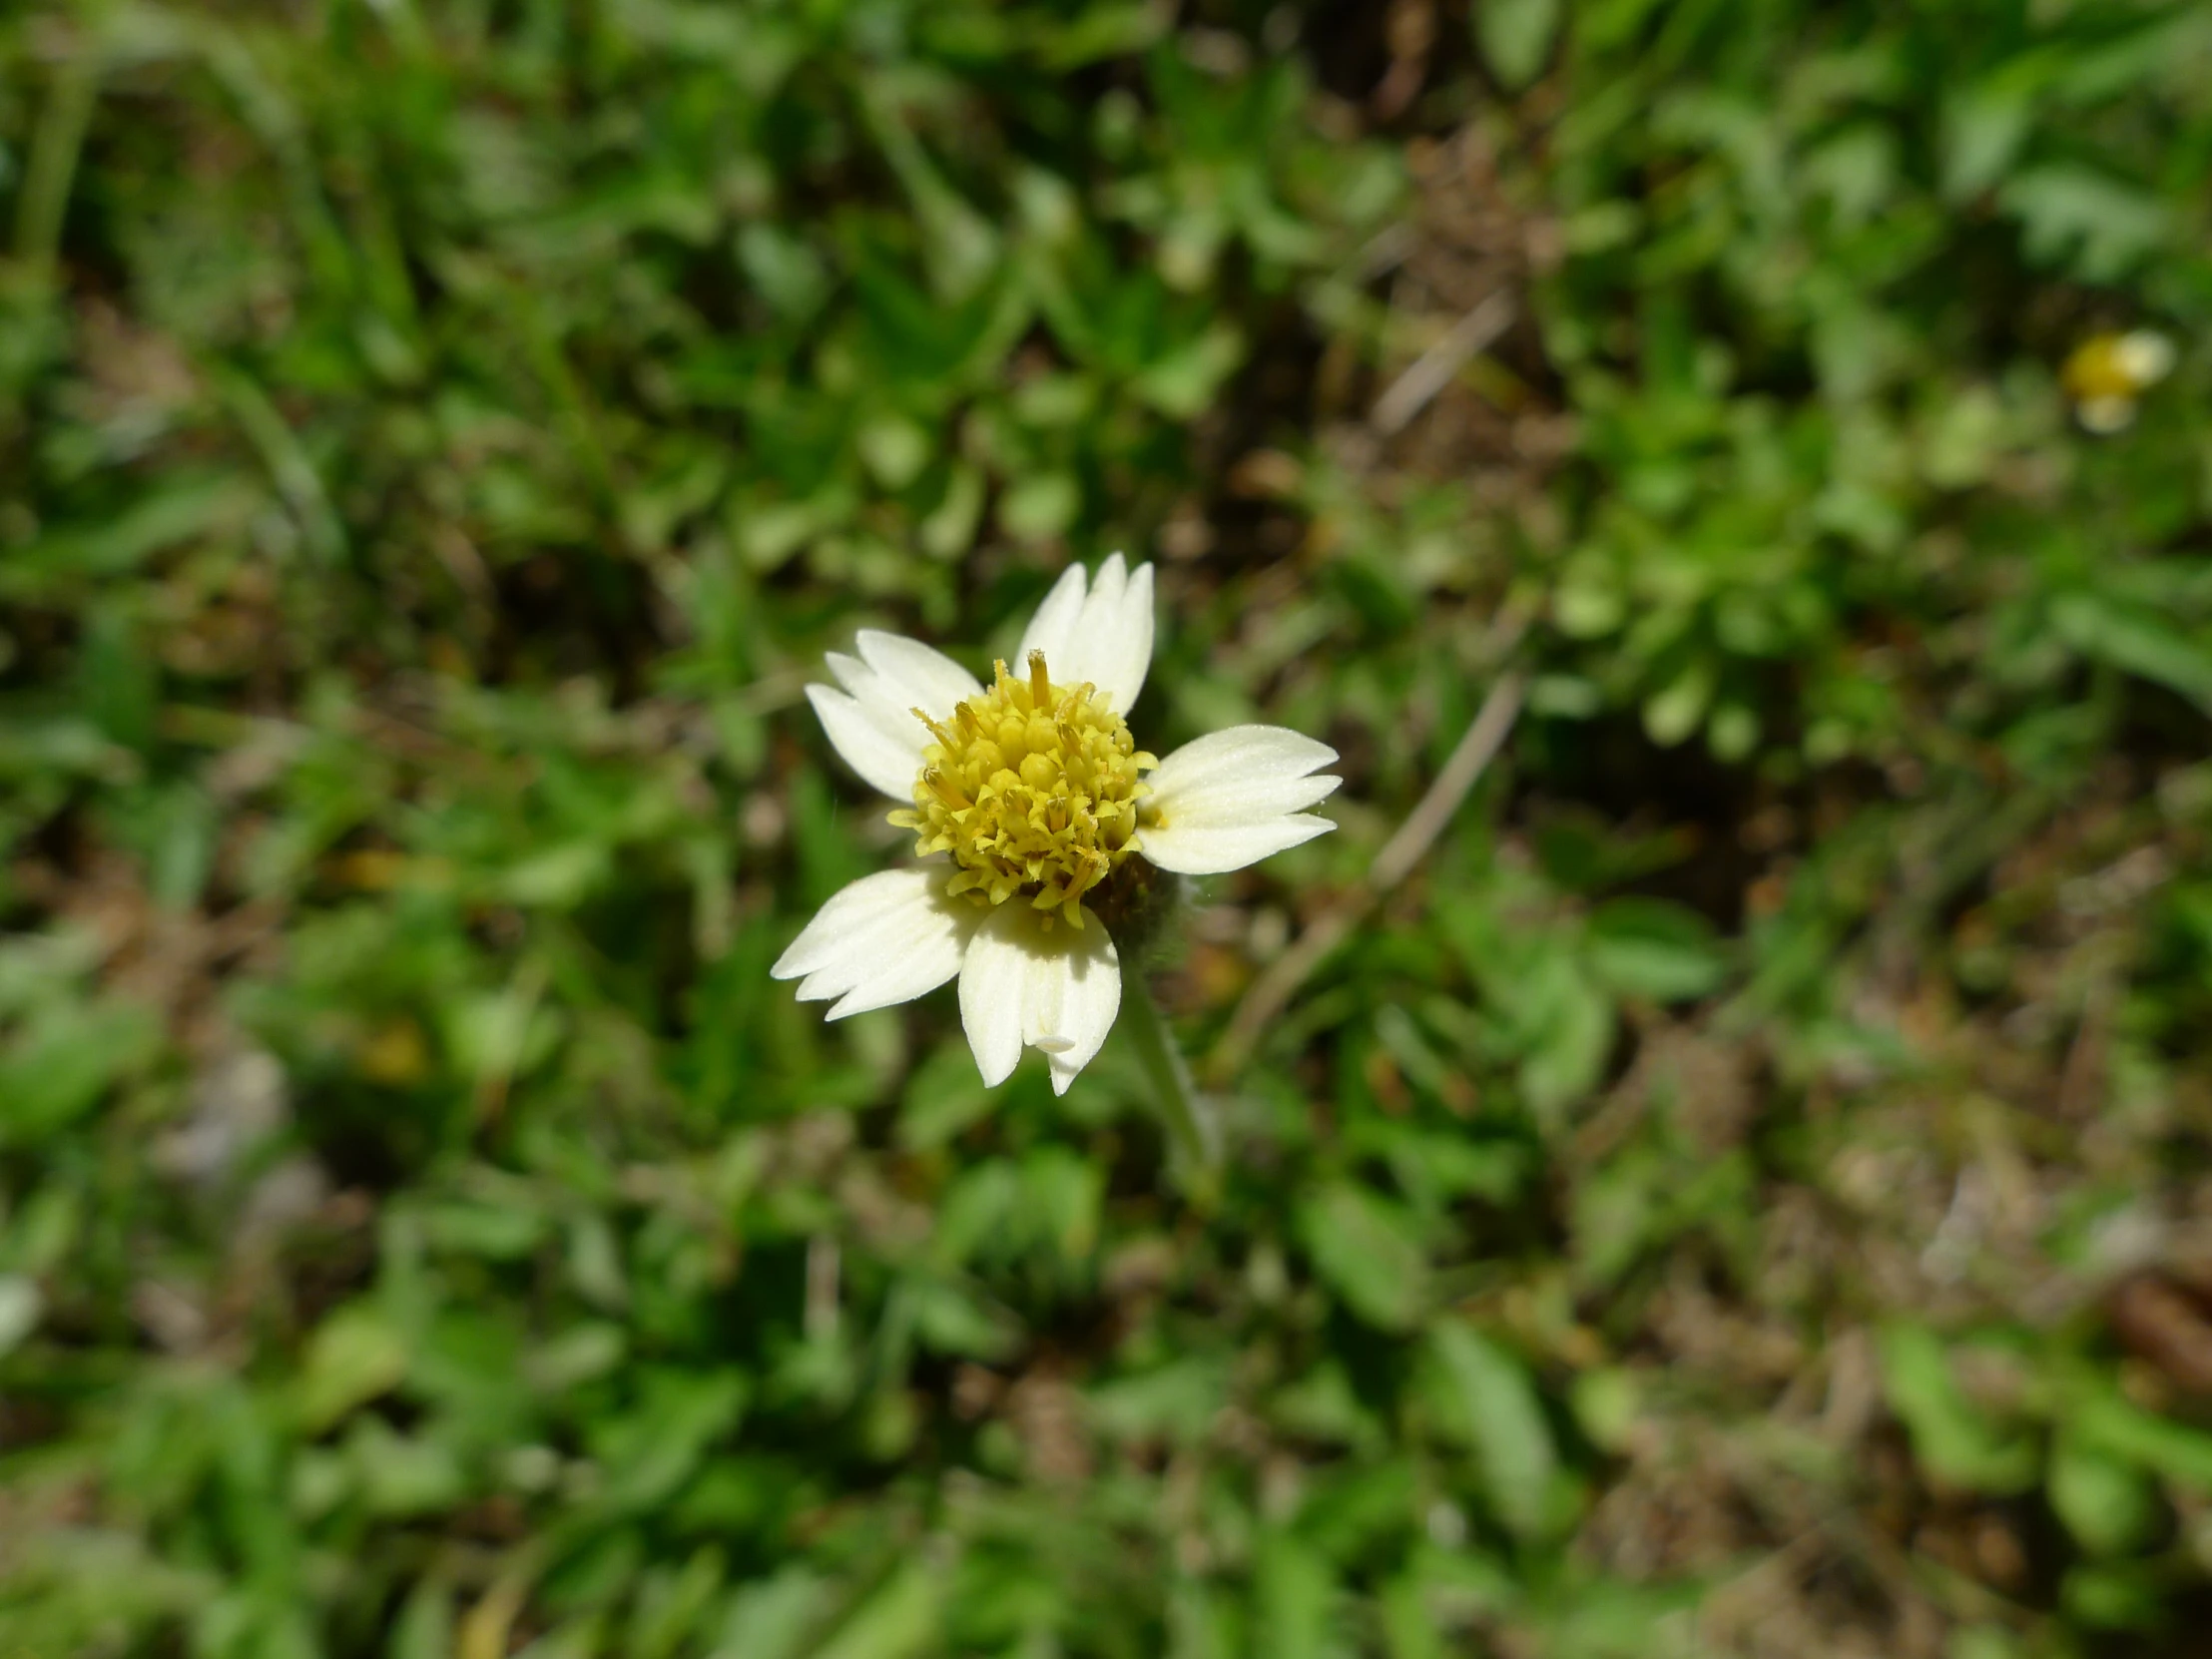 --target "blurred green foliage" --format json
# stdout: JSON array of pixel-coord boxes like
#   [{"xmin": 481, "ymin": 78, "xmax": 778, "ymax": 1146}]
[{"xmin": 5, "ymin": 1, "xmax": 2212, "ymax": 1656}]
